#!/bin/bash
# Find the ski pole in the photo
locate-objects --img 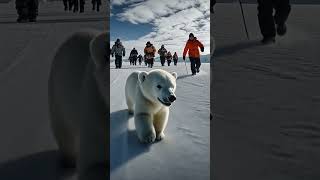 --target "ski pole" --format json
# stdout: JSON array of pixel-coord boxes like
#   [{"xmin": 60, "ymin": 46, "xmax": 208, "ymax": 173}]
[
  {"xmin": 239, "ymin": 0, "xmax": 250, "ymax": 40},
  {"xmin": 184, "ymin": 59, "xmax": 188, "ymax": 74}
]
